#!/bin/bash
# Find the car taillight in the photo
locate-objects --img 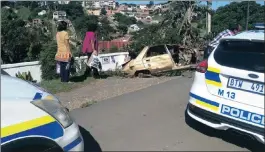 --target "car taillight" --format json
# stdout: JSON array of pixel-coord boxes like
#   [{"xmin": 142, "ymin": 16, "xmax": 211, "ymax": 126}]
[{"xmin": 196, "ymin": 60, "xmax": 208, "ymax": 73}]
